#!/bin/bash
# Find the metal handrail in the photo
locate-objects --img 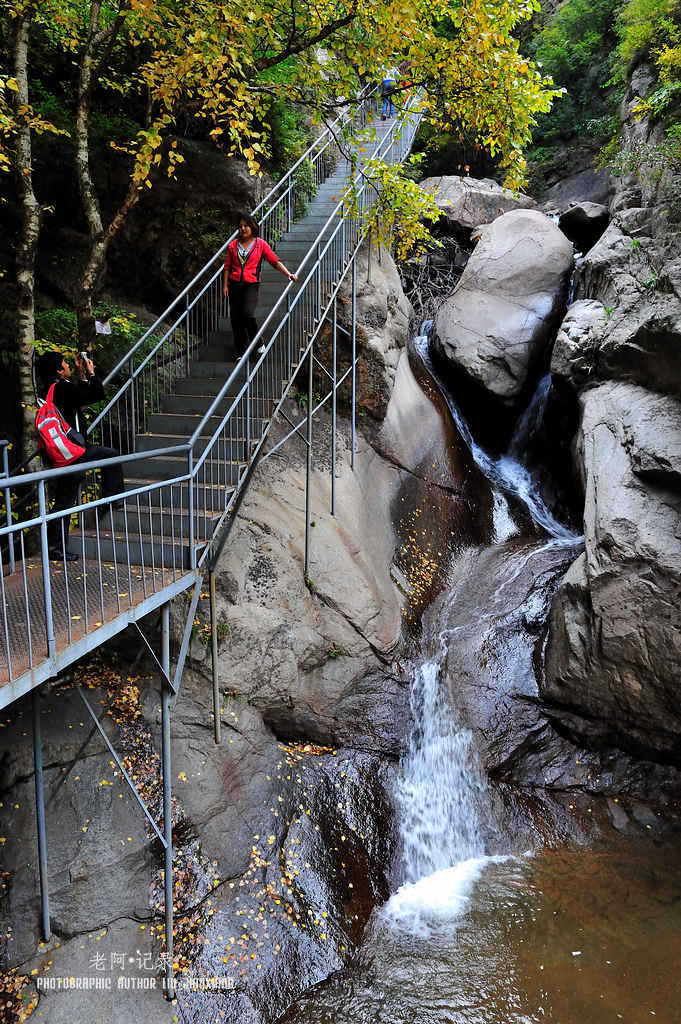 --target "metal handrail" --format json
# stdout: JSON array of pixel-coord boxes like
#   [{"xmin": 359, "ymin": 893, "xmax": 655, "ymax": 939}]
[
  {"xmin": 189, "ymin": 101, "xmax": 420, "ymax": 446},
  {"xmin": 0, "ymin": 92, "xmax": 422, "ymax": 697},
  {"xmin": 98, "ymin": 85, "xmax": 378, "ymax": 390}
]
